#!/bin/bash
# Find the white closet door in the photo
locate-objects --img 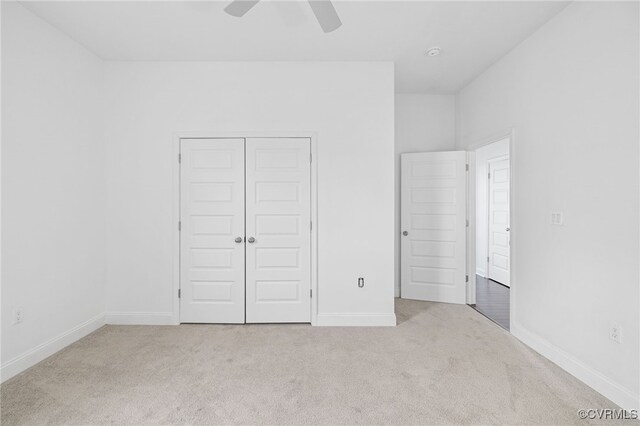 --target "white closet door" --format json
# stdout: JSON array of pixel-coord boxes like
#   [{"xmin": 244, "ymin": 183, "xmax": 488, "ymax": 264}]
[
  {"xmin": 487, "ymin": 157, "xmax": 510, "ymax": 286},
  {"xmin": 180, "ymin": 138, "xmax": 245, "ymax": 323},
  {"xmin": 245, "ymin": 138, "xmax": 311, "ymax": 323},
  {"xmin": 400, "ymin": 151, "xmax": 467, "ymax": 304}
]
